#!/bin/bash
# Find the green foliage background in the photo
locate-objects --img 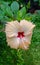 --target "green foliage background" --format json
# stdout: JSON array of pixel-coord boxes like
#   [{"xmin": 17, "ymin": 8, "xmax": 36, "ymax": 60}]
[{"xmin": 0, "ymin": 0, "xmax": 40, "ymax": 65}]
